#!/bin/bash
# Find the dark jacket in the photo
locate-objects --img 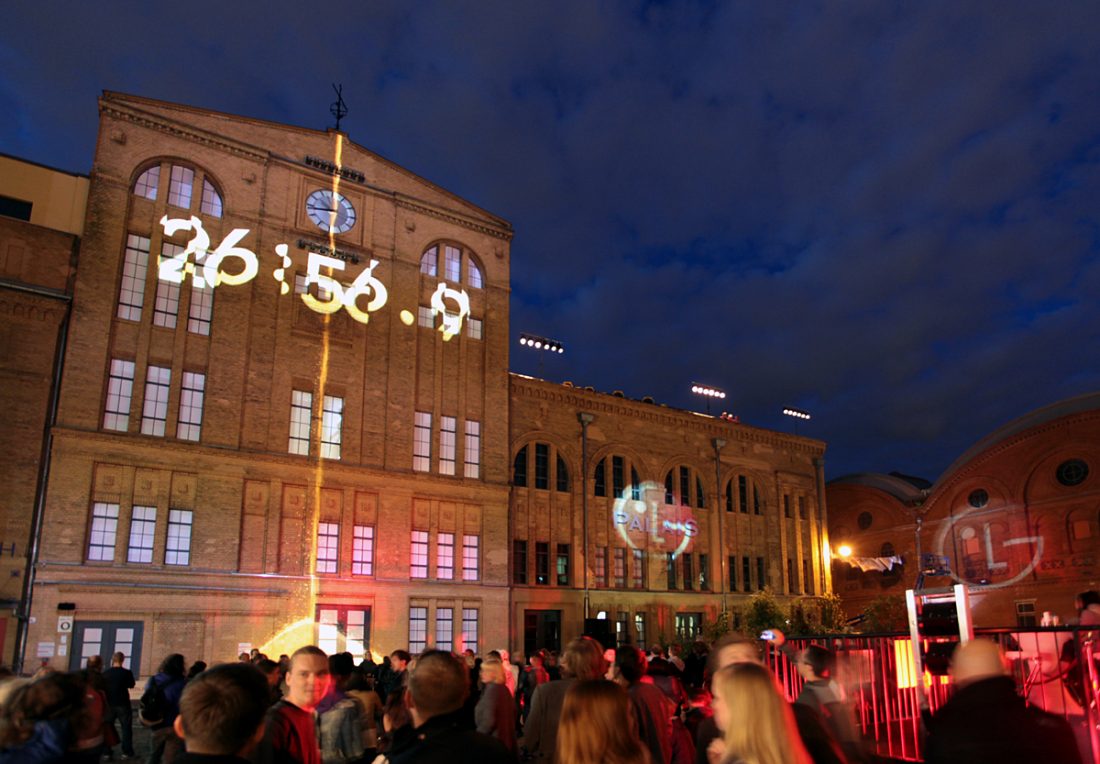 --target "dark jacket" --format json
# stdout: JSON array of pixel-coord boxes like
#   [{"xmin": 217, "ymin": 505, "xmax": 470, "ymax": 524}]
[
  {"xmin": 385, "ymin": 709, "xmax": 514, "ymax": 764},
  {"xmin": 924, "ymin": 676, "xmax": 1083, "ymax": 764},
  {"xmin": 175, "ymin": 754, "xmax": 251, "ymax": 764},
  {"xmin": 628, "ymin": 681, "xmax": 673, "ymax": 764},
  {"xmin": 147, "ymin": 672, "xmax": 187, "ymax": 731},
  {"xmin": 103, "ymin": 666, "xmax": 136, "ymax": 706},
  {"xmin": 522, "ymin": 678, "xmax": 574, "ymax": 762},
  {"xmin": 475, "ymin": 683, "xmax": 517, "ymax": 754}
]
